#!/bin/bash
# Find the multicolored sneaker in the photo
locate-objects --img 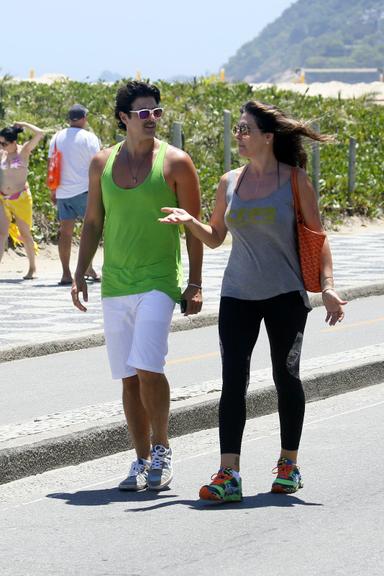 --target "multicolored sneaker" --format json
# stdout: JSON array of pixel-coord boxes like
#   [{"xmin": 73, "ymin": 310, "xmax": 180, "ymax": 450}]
[
  {"xmin": 271, "ymin": 457, "xmax": 303, "ymax": 494},
  {"xmin": 118, "ymin": 458, "xmax": 150, "ymax": 491},
  {"xmin": 199, "ymin": 468, "xmax": 242, "ymax": 503}
]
